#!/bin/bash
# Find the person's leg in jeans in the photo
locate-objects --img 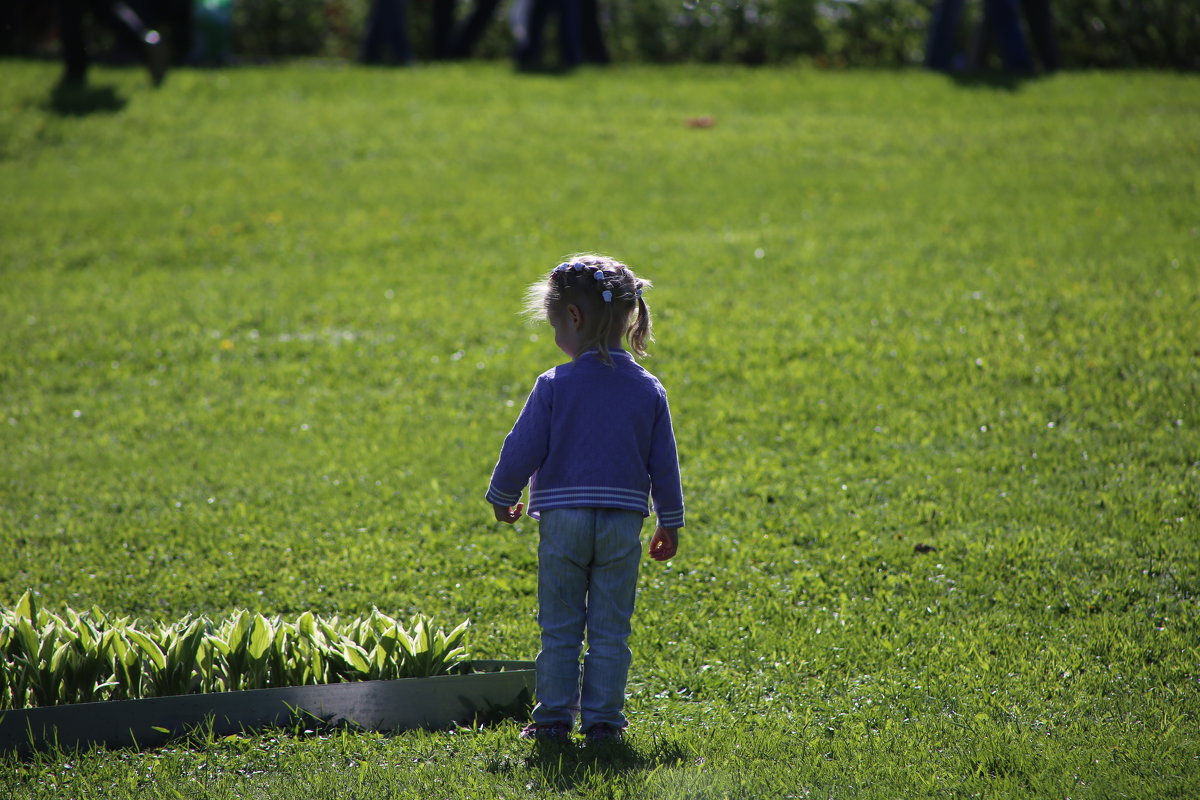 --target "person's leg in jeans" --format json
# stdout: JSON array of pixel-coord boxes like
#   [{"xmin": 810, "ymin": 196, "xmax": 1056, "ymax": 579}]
[
  {"xmin": 532, "ymin": 508, "xmax": 593, "ymax": 728},
  {"xmin": 515, "ymin": 0, "xmax": 552, "ymax": 68},
  {"xmin": 59, "ymin": 0, "xmax": 162, "ymax": 86},
  {"xmin": 981, "ymin": 0, "xmax": 1032, "ymax": 72},
  {"xmin": 431, "ymin": 0, "xmax": 454, "ymax": 59},
  {"xmin": 924, "ymin": 0, "xmax": 965, "ymax": 72},
  {"xmin": 59, "ymin": 0, "xmax": 90, "ymax": 85},
  {"xmin": 579, "ymin": 509, "xmax": 642, "ymax": 732},
  {"xmin": 361, "ymin": 0, "xmax": 411, "ymax": 64},
  {"xmin": 579, "ymin": 0, "xmax": 609, "ymax": 64},
  {"xmin": 556, "ymin": 0, "xmax": 583, "ymax": 68},
  {"xmin": 1020, "ymin": 0, "xmax": 1058, "ymax": 72}
]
